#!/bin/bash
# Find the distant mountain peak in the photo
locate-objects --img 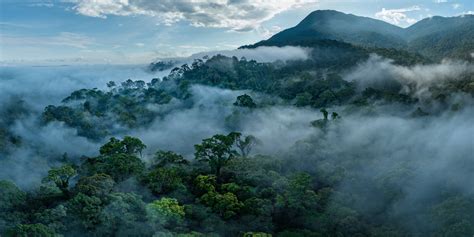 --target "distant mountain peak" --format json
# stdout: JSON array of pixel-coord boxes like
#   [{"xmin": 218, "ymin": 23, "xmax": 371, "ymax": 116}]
[{"xmin": 243, "ymin": 10, "xmax": 474, "ymax": 61}]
